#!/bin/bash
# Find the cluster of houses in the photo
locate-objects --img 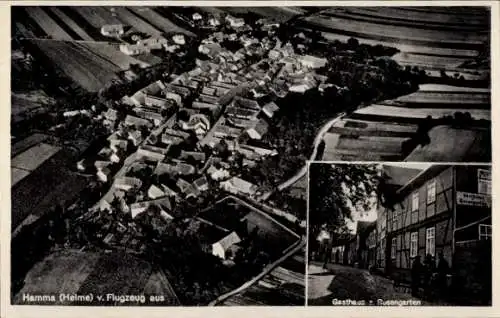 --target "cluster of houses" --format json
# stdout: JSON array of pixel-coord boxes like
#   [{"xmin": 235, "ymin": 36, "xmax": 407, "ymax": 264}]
[{"xmin": 80, "ymin": 15, "xmax": 329, "ymax": 258}]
